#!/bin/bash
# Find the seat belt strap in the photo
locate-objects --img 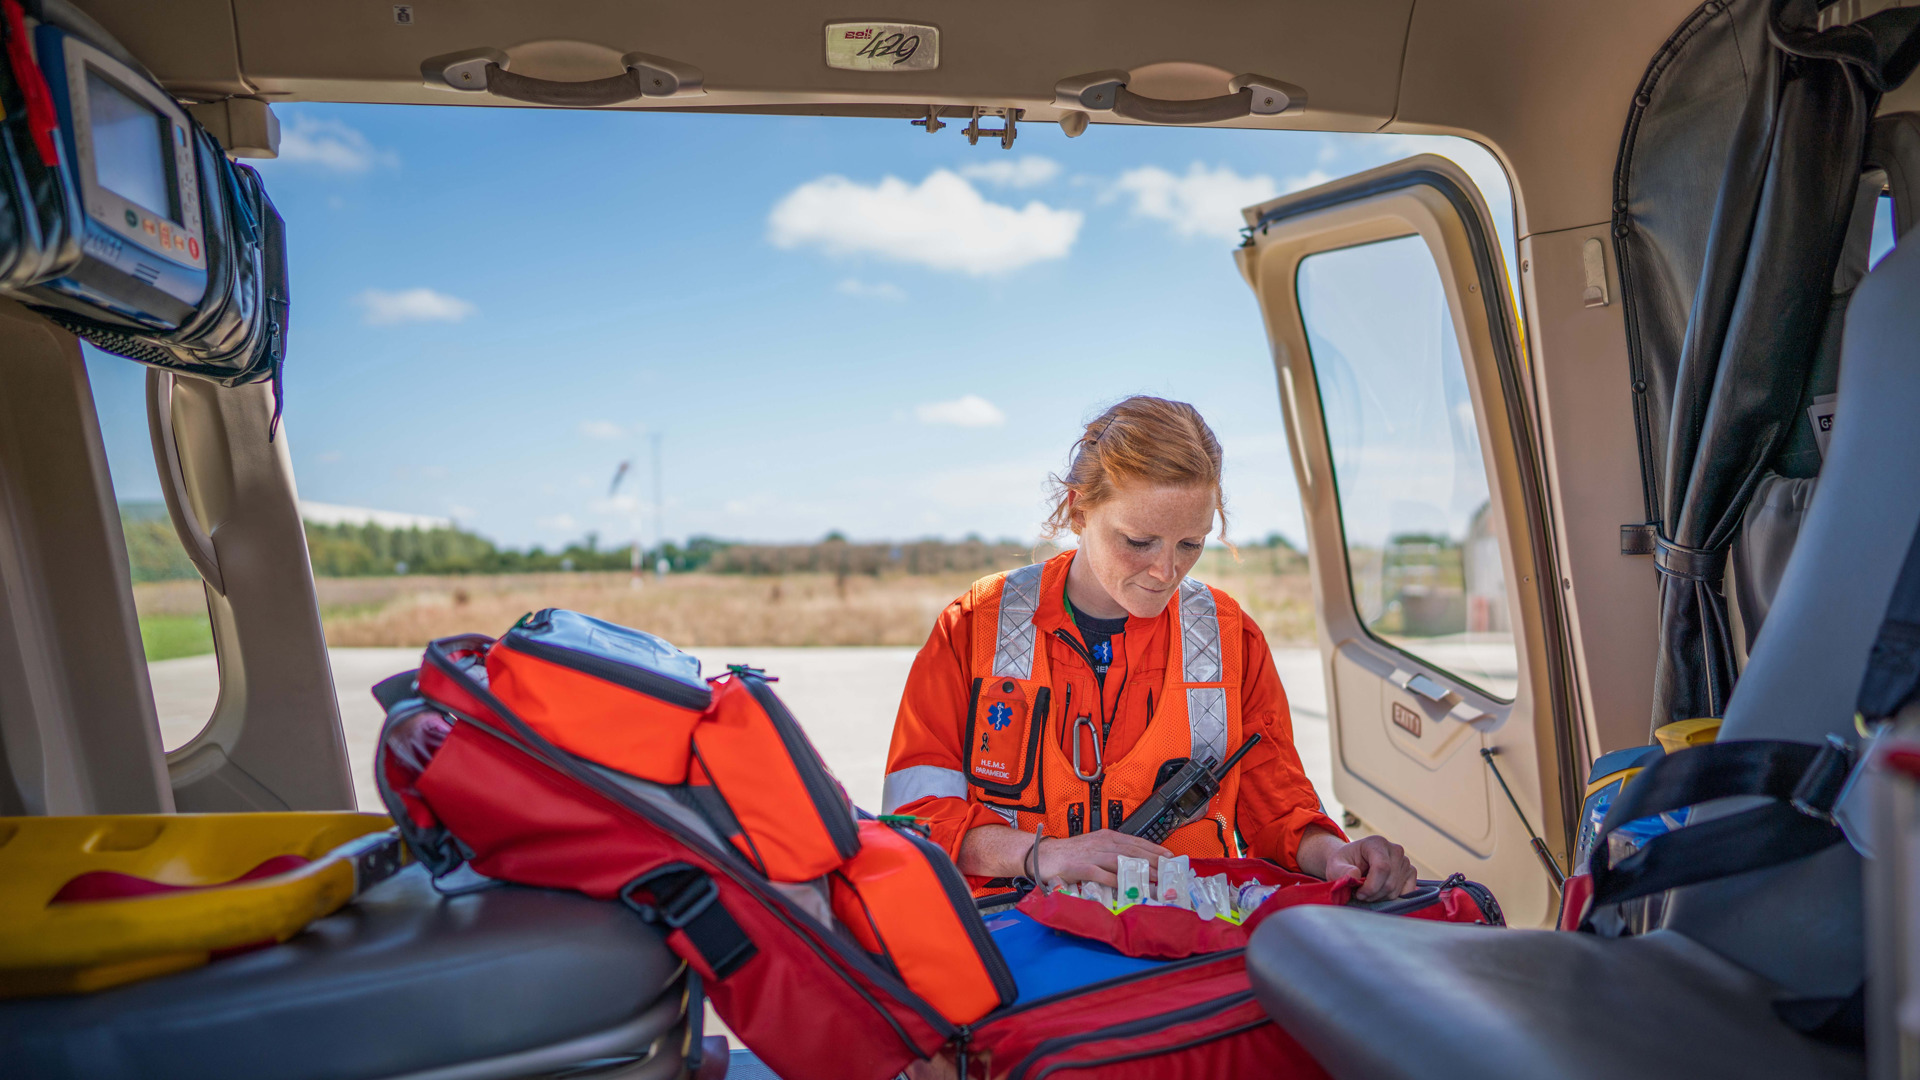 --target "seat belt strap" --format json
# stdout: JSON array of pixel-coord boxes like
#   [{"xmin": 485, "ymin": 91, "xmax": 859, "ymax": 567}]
[
  {"xmin": 1859, "ymin": 523, "xmax": 1920, "ymax": 721},
  {"xmin": 1586, "ymin": 737, "xmax": 1855, "ymax": 910},
  {"xmin": 1597, "ymin": 738, "xmax": 1842, "ymax": 829},
  {"xmin": 621, "ymin": 864, "xmax": 758, "ymax": 980}
]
